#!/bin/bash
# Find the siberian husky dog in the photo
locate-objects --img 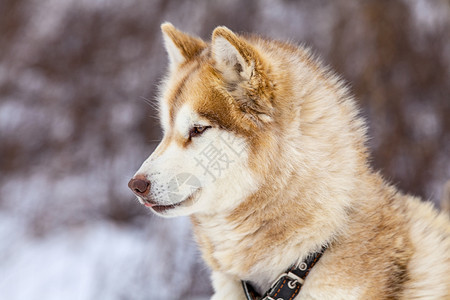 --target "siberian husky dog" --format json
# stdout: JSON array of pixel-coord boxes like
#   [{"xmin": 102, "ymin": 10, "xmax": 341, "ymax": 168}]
[{"xmin": 128, "ymin": 23, "xmax": 450, "ymax": 299}]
